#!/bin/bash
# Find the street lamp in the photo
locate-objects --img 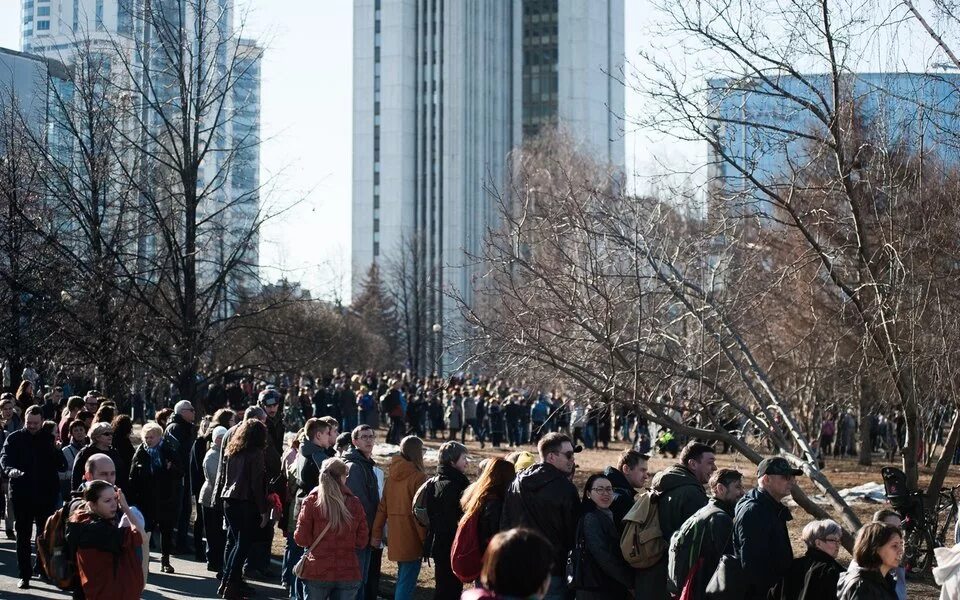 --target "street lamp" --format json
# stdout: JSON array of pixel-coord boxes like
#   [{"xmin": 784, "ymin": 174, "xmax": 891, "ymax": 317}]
[{"xmin": 431, "ymin": 323, "xmax": 442, "ymax": 376}]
